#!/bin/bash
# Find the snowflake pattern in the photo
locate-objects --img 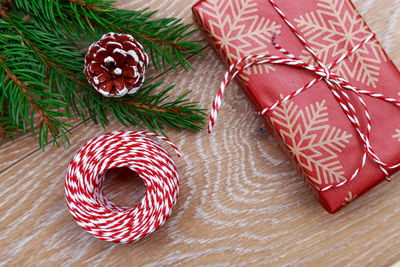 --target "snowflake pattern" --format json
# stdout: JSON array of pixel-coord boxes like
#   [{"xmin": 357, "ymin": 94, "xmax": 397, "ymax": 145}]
[
  {"xmin": 270, "ymin": 99, "xmax": 352, "ymax": 188},
  {"xmin": 343, "ymin": 191, "xmax": 357, "ymax": 206},
  {"xmin": 393, "ymin": 129, "xmax": 400, "ymax": 142},
  {"xmin": 299, "ymin": 49, "xmax": 317, "ymax": 66},
  {"xmin": 294, "ymin": 0, "xmax": 387, "ymax": 88},
  {"xmin": 194, "ymin": 0, "xmax": 281, "ymax": 80}
]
